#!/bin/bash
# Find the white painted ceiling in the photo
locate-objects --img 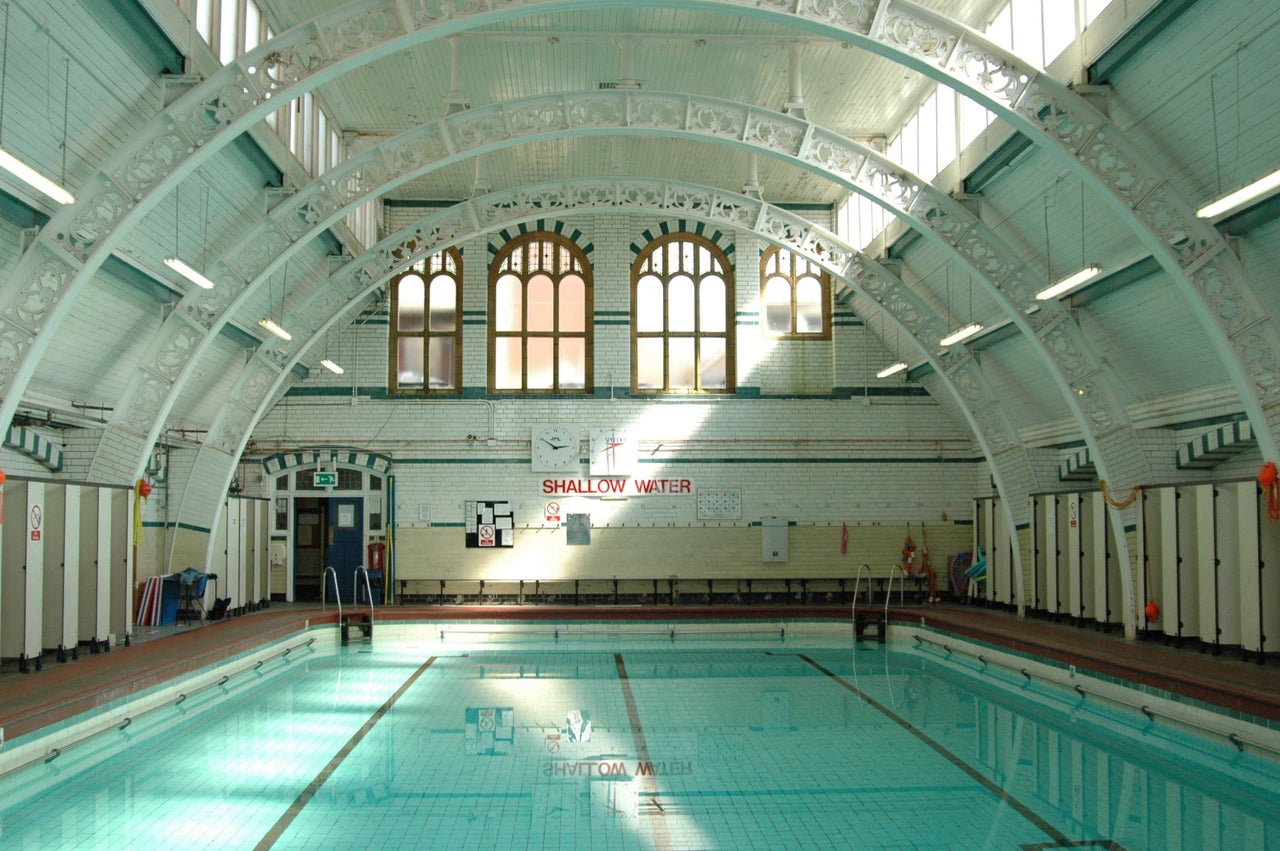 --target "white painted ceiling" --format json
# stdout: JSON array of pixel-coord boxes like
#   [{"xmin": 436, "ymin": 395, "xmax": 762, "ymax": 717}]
[{"xmin": 267, "ymin": 0, "xmax": 1009, "ymax": 204}]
